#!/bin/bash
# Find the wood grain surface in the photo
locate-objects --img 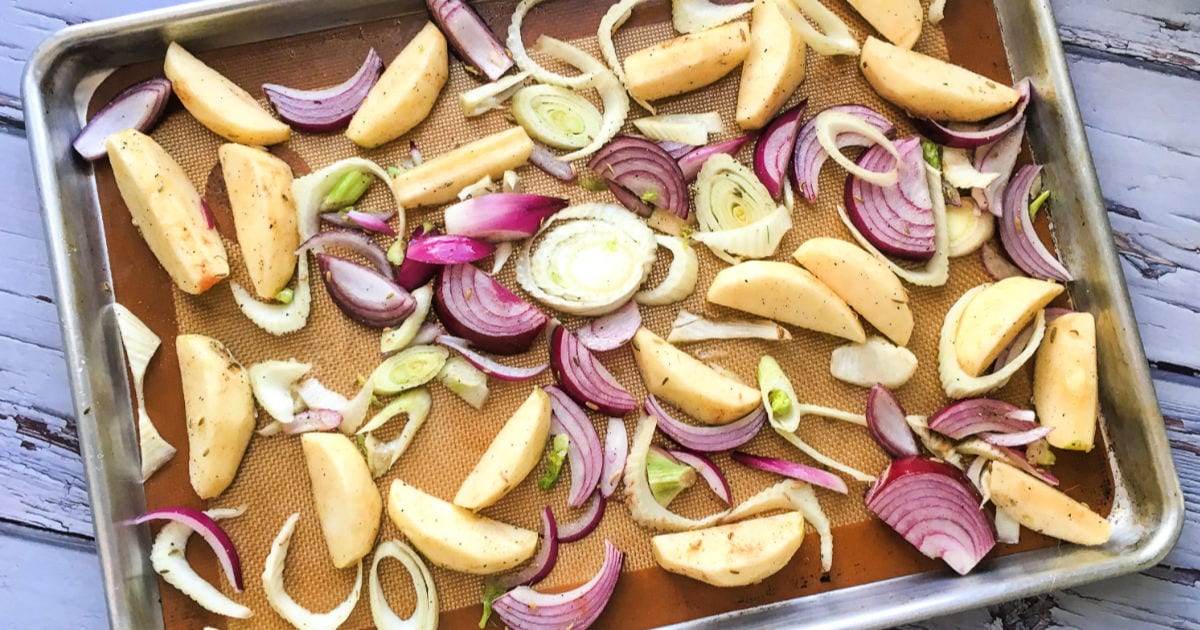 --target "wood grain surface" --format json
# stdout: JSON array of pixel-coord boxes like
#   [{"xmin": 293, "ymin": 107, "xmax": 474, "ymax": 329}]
[{"xmin": 0, "ymin": 0, "xmax": 1196, "ymax": 627}]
